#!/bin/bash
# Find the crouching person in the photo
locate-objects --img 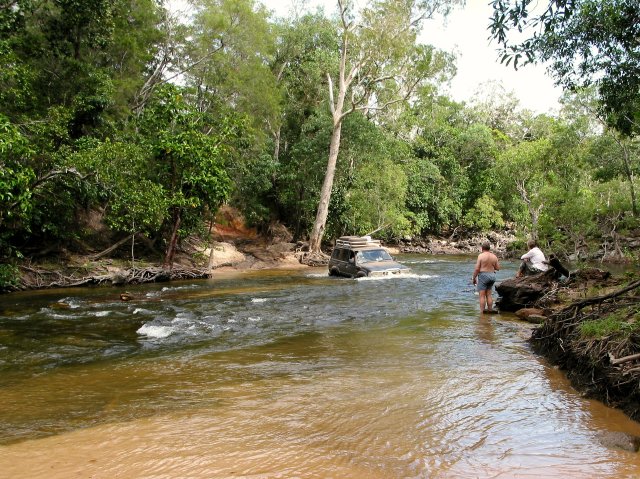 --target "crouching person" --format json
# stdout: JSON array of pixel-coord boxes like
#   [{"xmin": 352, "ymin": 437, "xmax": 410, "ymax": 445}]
[{"xmin": 517, "ymin": 240, "xmax": 549, "ymax": 277}]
